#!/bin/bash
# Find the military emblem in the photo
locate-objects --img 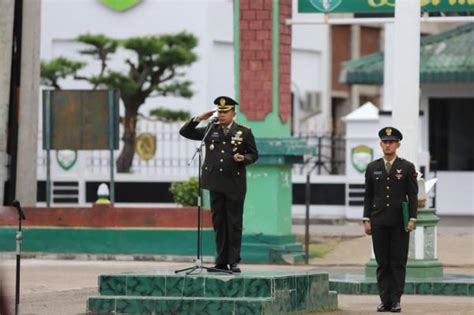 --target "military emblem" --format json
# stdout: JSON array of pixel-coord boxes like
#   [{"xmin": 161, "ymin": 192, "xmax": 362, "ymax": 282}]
[
  {"xmin": 220, "ymin": 98, "xmax": 226, "ymax": 106},
  {"xmin": 56, "ymin": 150, "xmax": 77, "ymax": 171},
  {"xmin": 309, "ymin": 0, "xmax": 343, "ymax": 13},
  {"xmin": 100, "ymin": 0, "xmax": 142, "ymax": 11},
  {"xmin": 135, "ymin": 133, "xmax": 156, "ymax": 161},
  {"xmin": 386, "ymin": 128, "xmax": 393, "ymax": 136},
  {"xmin": 351, "ymin": 145, "xmax": 373, "ymax": 173}
]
